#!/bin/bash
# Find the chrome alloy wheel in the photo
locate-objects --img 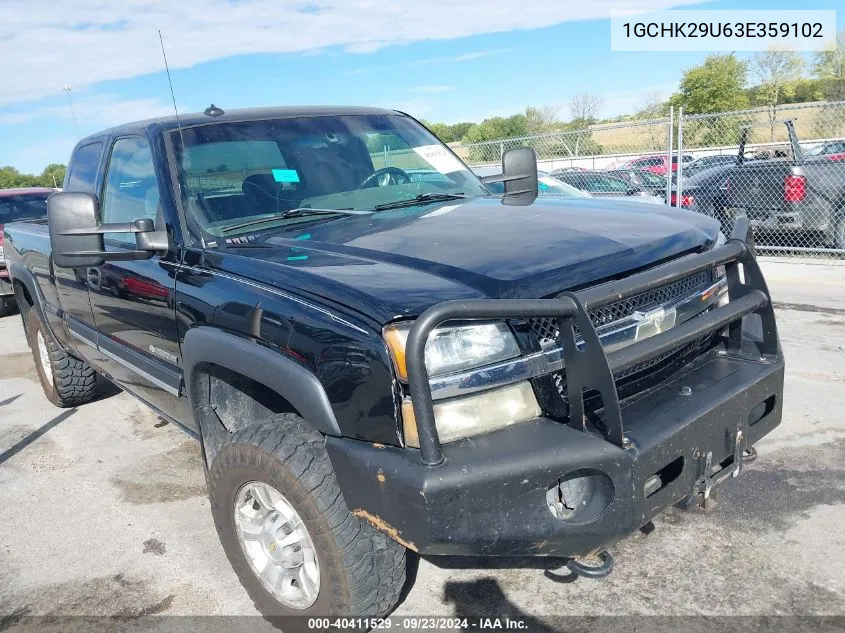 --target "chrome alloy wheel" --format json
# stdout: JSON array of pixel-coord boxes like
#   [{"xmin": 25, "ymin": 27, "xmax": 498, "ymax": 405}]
[
  {"xmin": 37, "ymin": 330, "xmax": 53, "ymax": 387},
  {"xmin": 233, "ymin": 481, "xmax": 320, "ymax": 609}
]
